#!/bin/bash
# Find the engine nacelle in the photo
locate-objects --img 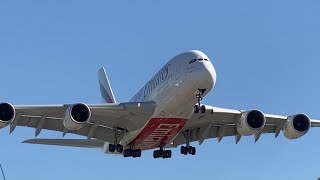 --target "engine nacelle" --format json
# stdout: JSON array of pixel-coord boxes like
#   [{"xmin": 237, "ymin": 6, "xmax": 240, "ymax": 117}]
[
  {"xmin": 237, "ymin": 110, "xmax": 266, "ymax": 136},
  {"xmin": 0, "ymin": 102, "xmax": 15, "ymax": 128},
  {"xmin": 284, "ymin": 114, "xmax": 310, "ymax": 139},
  {"xmin": 63, "ymin": 103, "xmax": 91, "ymax": 131}
]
